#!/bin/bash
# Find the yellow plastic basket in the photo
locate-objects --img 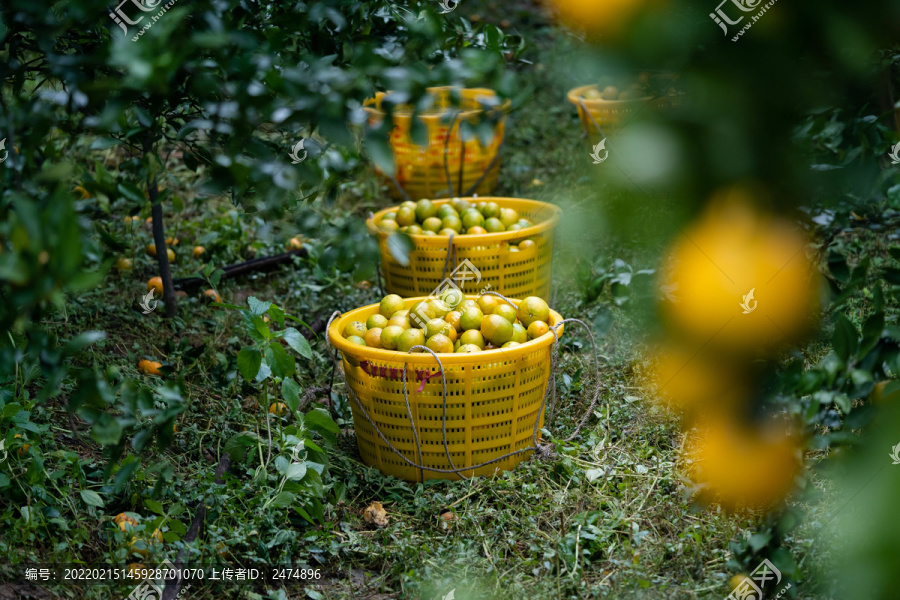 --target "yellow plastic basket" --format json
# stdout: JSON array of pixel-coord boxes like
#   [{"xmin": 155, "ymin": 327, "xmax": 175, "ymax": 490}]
[
  {"xmin": 567, "ymin": 84, "xmax": 683, "ymax": 142},
  {"xmin": 364, "ymin": 87, "xmax": 511, "ymax": 200},
  {"xmin": 367, "ymin": 197, "xmax": 562, "ymax": 300},
  {"xmin": 328, "ymin": 295, "xmax": 565, "ymax": 482}
]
